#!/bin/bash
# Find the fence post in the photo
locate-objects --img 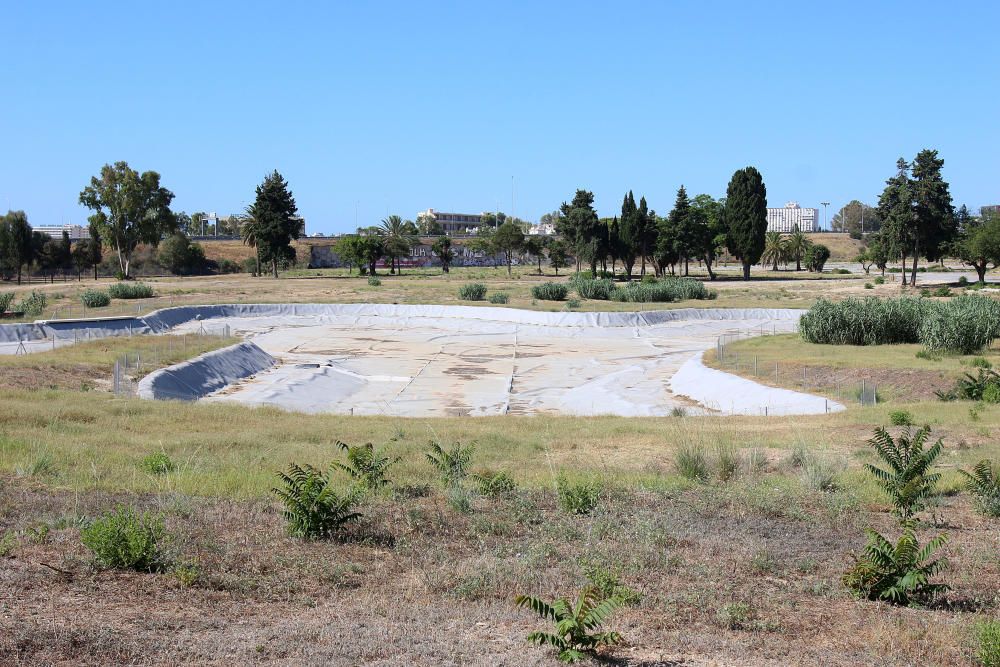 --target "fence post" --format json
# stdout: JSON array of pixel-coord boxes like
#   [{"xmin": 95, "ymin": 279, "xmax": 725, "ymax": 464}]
[
  {"xmin": 754, "ymin": 355, "xmax": 757, "ymax": 376},
  {"xmin": 861, "ymin": 379, "xmax": 866, "ymax": 406}
]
